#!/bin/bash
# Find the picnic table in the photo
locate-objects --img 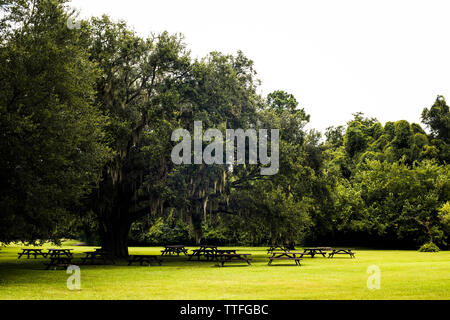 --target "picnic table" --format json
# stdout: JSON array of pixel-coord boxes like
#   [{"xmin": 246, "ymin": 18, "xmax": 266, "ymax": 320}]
[
  {"xmin": 80, "ymin": 250, "xmax": 115, "ymax": 265},
  {"xmin": 267, "ymin": 245, "xmax": 294, "ymax": 254},
  {"xmin": 328, "ymin": 248, "xmax": 355, "ymax": 258},
  {"xmin": 216, "ymin": 253, "xmax": 252, "ymax": 267},
  {"xmin": 44, "ymin": 256, "xmax": 73, "ymax": 270},
  {"xmin": 189, "ymin": 247, "xmax": 237, "ymax": 261},
  {"xmin": 300, "ymin": 247, "xmax": 332, "ymax": 258},
  {"xmin": 161, "ymin": 245, "xmax": 188, "ymax": 256},
  {"xmin": 46, "ymin": 248, "xmax": 73, "ymax": 258},
  {"xmin": 268, "ymin": 251, "xmax": 302, "ymax": 266},
  {"xmin": 188, "ymin": 245, "xmax": 219, "ymax": 261},
  {"xmin": 17, "ymin": 248, "xmax": 47, "ymax": 259},
  {"xmin": 128, "ymin": 255, "xmax": 162, "ymax": 266}
]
